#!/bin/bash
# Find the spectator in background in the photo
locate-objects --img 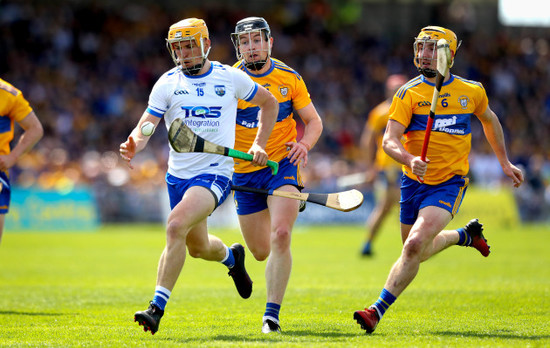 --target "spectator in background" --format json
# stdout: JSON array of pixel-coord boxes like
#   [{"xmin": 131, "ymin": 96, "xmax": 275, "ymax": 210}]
[
  {"xmin": 359, "ymin": 74, "xmax": 408, "ymax": 256},
  {"xmin": 0, "ymin": 78, "xmax": 44, "ymax": 243},
  {"xmin": 1, "ymin": 1, "xmax": 548, "ymax": 223}
]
